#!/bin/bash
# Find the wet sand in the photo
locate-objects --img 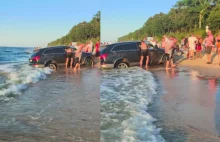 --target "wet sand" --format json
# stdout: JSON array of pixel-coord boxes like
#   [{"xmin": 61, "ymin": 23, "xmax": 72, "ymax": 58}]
[
  {"xmin": 149, "ymin": 67, "xmax": 220, "ymax": 142},
  {"xmin": 0, "ymin": 67, "xmax": 100, "ymax": 142}
]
